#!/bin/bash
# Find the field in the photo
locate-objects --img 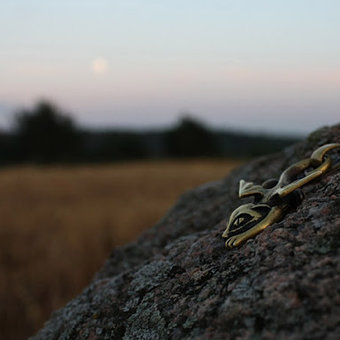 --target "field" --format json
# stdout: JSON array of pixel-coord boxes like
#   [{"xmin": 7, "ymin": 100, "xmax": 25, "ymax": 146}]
[{"xmin": 0, "ymin": 159, "xmax": 242, "ymax": 340}]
